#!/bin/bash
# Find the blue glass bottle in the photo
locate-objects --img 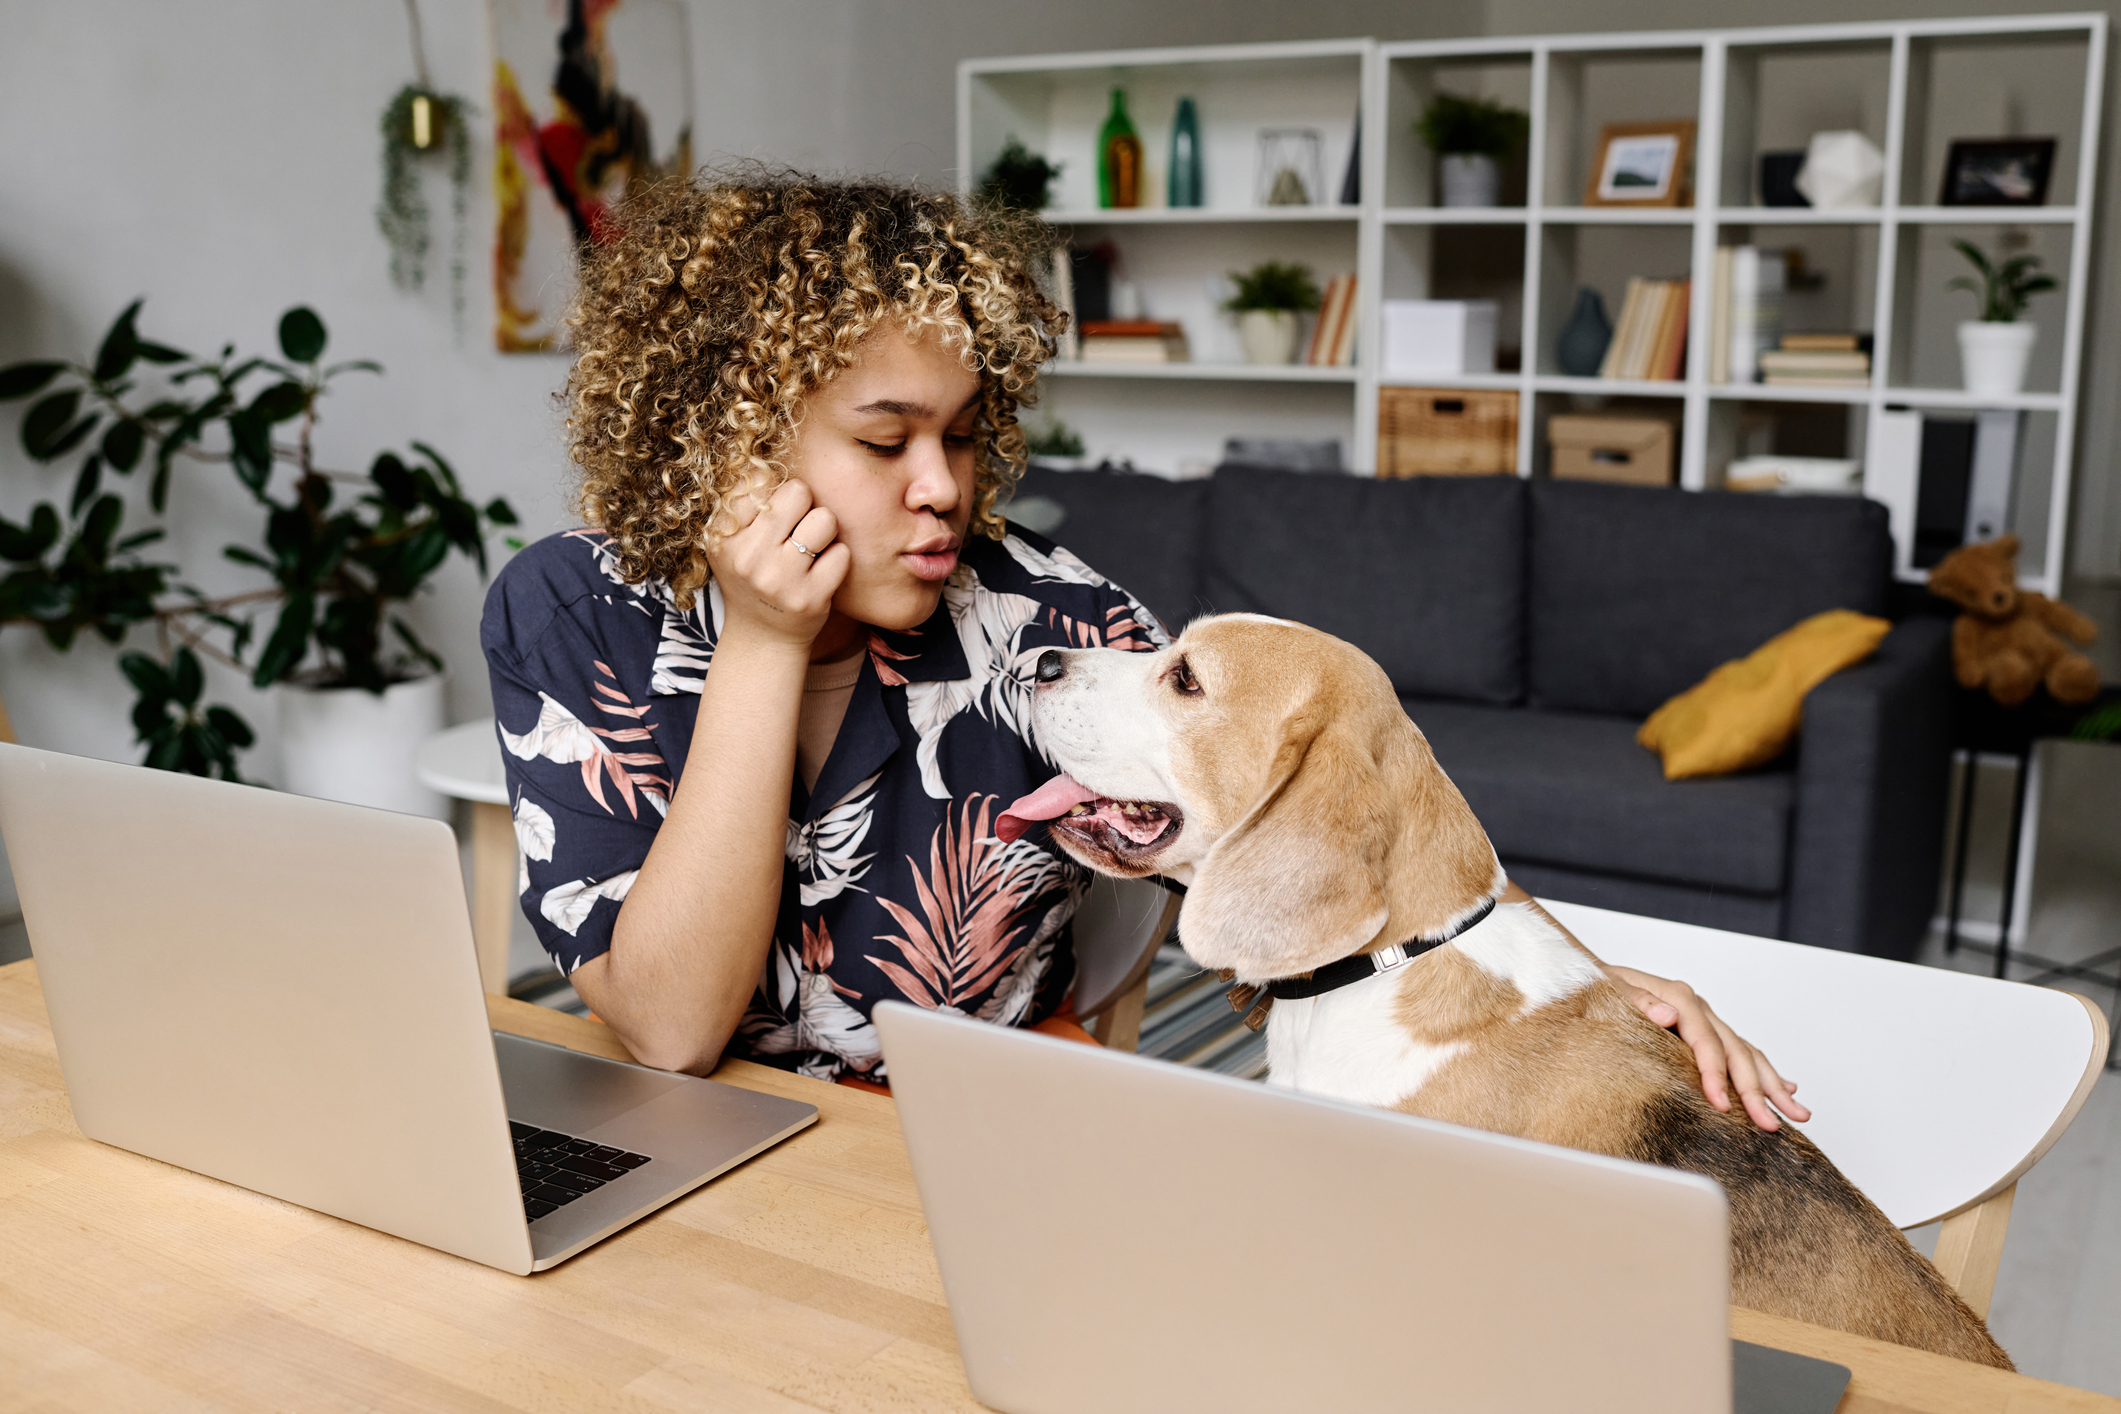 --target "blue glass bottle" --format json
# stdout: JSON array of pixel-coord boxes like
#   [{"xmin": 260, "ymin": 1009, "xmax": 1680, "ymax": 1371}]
[{"xmin": 1168, "ymin": 97, "xmax": 1203, "ymax": 207}]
